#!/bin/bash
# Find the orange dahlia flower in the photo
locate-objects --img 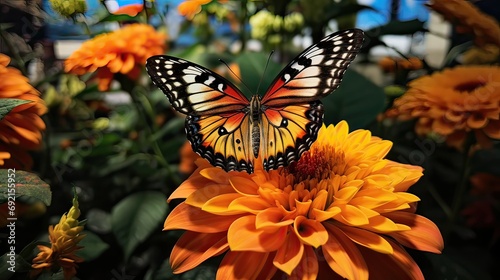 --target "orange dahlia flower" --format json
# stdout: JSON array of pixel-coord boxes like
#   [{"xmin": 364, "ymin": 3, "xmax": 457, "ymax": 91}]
[
  {"xmin": 31, "ymin": 196, "xmax": 85, "ymax": 280},
  {"xmin": 0, "ymin": 54, "xmax": 47, "ymax": 169},
  {"xmin": 111, "ymin": 3, "xmax": 143, "ymax": 16},
  {"xmin": 65, "ymin": 23, "xmax": 167, "ymax": 91},
  {"xmin": 178, "ymin": 0, "xmax": 227, "ymax": 19},
  {"xmin": 378, "ymin": 56, "xmax": 423, "ymax": 73},
  {"xmin": 165, "ymin": 121, "xmax": 443, "ymax": 279},
  {"xmin": 387, "ymin": 66, "xmax": 500, "ymax": 149},
  {"xmin": 427, "ymin": 0, "xmax": 500, "ymax": 47}
]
